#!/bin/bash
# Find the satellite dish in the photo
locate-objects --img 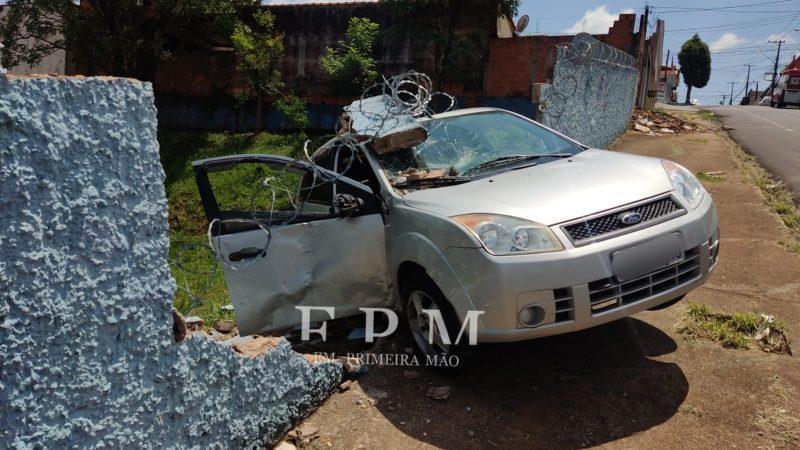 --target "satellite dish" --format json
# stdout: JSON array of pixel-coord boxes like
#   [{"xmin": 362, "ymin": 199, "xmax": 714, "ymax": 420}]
[{"xmin": 516, "ymin": 15, "xmax": 530, "ymax": 34}]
